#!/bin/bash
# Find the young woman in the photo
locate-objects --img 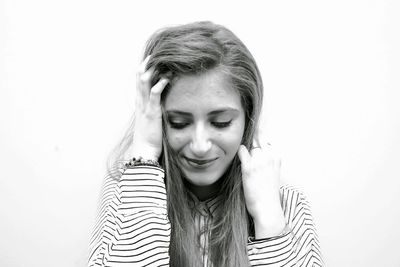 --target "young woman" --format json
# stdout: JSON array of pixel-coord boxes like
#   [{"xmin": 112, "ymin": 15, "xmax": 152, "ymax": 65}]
[{"xmin": 88, "ymin": 21, "xmax": 323, "ymax": 266}]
